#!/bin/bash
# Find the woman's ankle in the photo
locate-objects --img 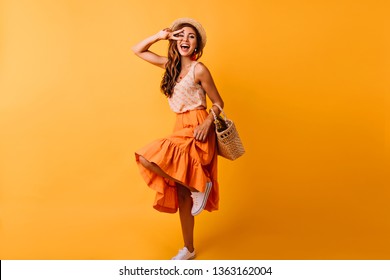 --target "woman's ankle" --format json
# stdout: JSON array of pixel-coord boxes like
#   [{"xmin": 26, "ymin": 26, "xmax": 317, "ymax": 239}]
[{"xmin": 185, "ymin": 245, "xmax": 195, "ymax": 253}]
